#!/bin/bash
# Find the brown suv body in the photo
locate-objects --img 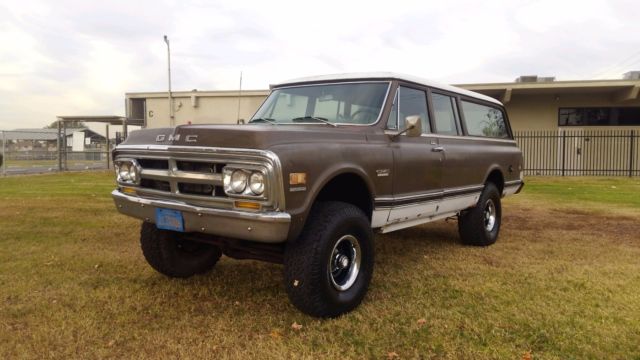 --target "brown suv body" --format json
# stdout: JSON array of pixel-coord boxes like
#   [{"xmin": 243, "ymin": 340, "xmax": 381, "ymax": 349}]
[{"xmin": 112, "ymin": 73, "xmax": 523, "ymax": 317}]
